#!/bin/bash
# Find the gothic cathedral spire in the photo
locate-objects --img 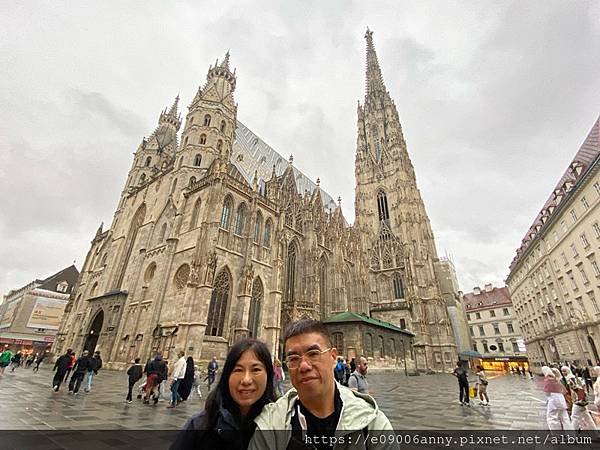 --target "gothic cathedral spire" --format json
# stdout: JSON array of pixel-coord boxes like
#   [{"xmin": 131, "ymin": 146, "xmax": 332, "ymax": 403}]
[{"xmin": 364, "ymin": 28, "xmax": 386, "ymax": 97}]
